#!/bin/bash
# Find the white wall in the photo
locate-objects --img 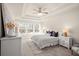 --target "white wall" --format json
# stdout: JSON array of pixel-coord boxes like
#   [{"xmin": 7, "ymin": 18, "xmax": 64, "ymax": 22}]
[
  {"xmin": 3, "ymin": 3, "xmax": 79, "ymax": 43},
  {"xmin": 42, "ymin": 6, "xmax": 79, "ymax": 43}
]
